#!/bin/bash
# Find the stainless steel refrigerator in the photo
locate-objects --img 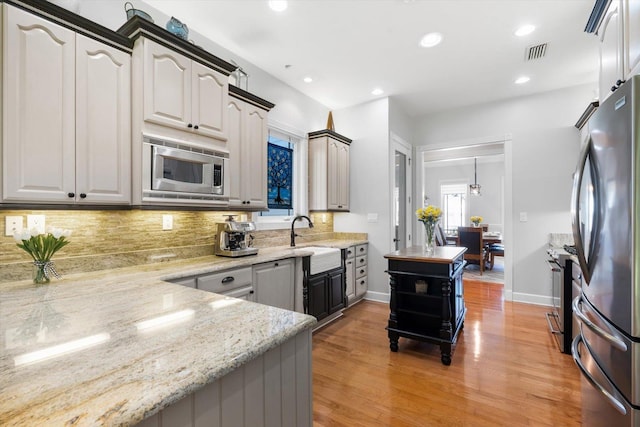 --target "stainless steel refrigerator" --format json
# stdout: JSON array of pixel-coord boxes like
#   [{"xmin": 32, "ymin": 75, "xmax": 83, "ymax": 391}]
[{"xmin": 572, "ymin": 75, "xmax": 640, "ymax": 426}]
